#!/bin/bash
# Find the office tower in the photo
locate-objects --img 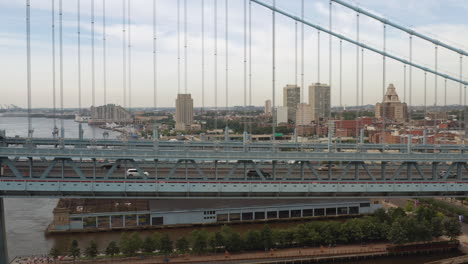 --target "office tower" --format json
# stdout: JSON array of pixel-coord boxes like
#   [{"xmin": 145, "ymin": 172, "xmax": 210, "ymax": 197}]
[
  {"xmin": 375, "ymin": 84, "xmax": 408, "ymax": 123},
  {"xmin": 265, "ymin": 100, "xmax": 272, "ymax": 115},
  {"xmin": 276, "ymin": 106, "xmax": 288, "ymax": 125},
  {"xmin": 283, "ymin": 84, "xmax": 300, "ymax": 122},
  {"xmin": 295, "ymin": 103, "xmax": 313, "ymax": 126},
  {"xmin": 175, "ymin": 94, "xmax": 194, "ymax": 130},
  {"xmin": 309, "ymin": 83, "xmax": 331, "ymax": 121}
]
